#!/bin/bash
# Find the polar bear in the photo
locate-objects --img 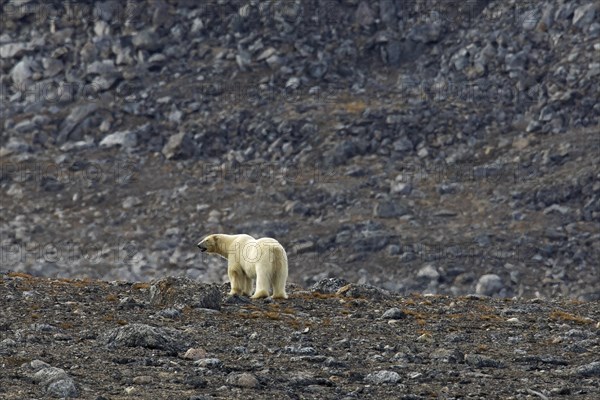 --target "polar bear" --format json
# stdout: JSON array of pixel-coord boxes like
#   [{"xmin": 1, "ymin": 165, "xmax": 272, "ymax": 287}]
[{"xmin": 197, "ymin": 234, "xmax": 288, "ymax": 299}]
